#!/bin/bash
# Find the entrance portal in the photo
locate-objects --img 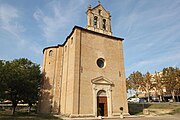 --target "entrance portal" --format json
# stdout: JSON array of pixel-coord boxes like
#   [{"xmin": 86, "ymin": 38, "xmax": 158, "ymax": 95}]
[{"xmin": 97, "ymin": 90, "xmax": 108, "ymax": 117}]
